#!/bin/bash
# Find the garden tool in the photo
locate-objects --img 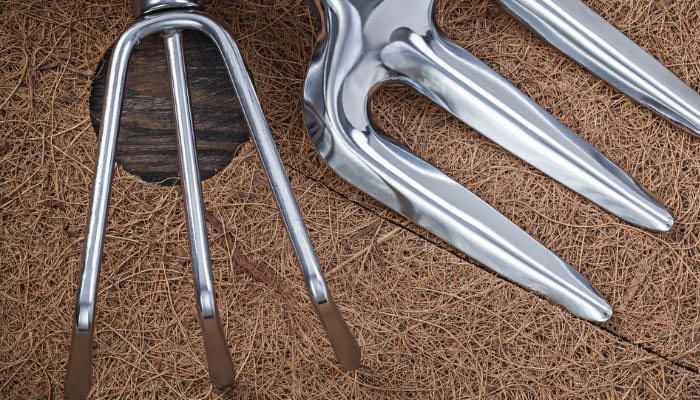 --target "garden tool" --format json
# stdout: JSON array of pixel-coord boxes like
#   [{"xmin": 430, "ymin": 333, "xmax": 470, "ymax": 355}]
[
  {"xmin": 65, "ymin": 1, "xmax": 359, "ymax": 398},
  {"xmin": 495, "ymin": 0, "xmax": 700, "ymax": 136},
  {"xmin": 301, "ymin": 0, "xmax": 681, "ymax": 323}
]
